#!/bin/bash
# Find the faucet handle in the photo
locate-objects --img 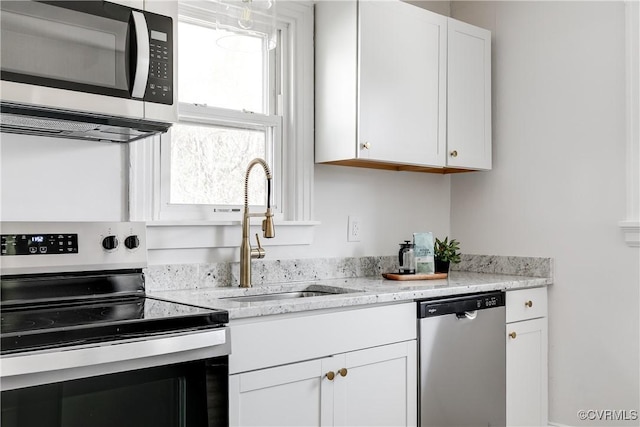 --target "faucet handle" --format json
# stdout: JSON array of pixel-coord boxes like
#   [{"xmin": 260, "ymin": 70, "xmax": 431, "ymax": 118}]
[
  {"xmin": 262, "ymin": 211, "xmax": 275, "ymax": 238},
  {"xmin": 251, "ymin": 233, "xmax": 266, "ymax": 259}
]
